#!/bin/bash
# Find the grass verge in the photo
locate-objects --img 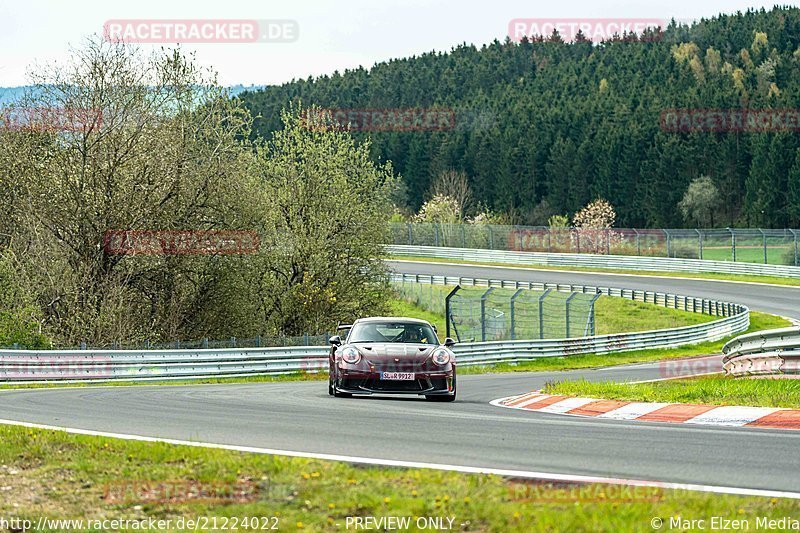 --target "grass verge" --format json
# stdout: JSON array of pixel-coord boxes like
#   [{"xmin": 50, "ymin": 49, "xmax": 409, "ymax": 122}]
[
  {"xmin": 544, "ymin": 375, "xmax": 800, "ymax": 409},
  {"xmin": 388, "ymin": 255, "xmax": 800, "ymax": 288},
  {"xmin": 0, "ymin": 423, "xmax": 797, "ymax": 531}
]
